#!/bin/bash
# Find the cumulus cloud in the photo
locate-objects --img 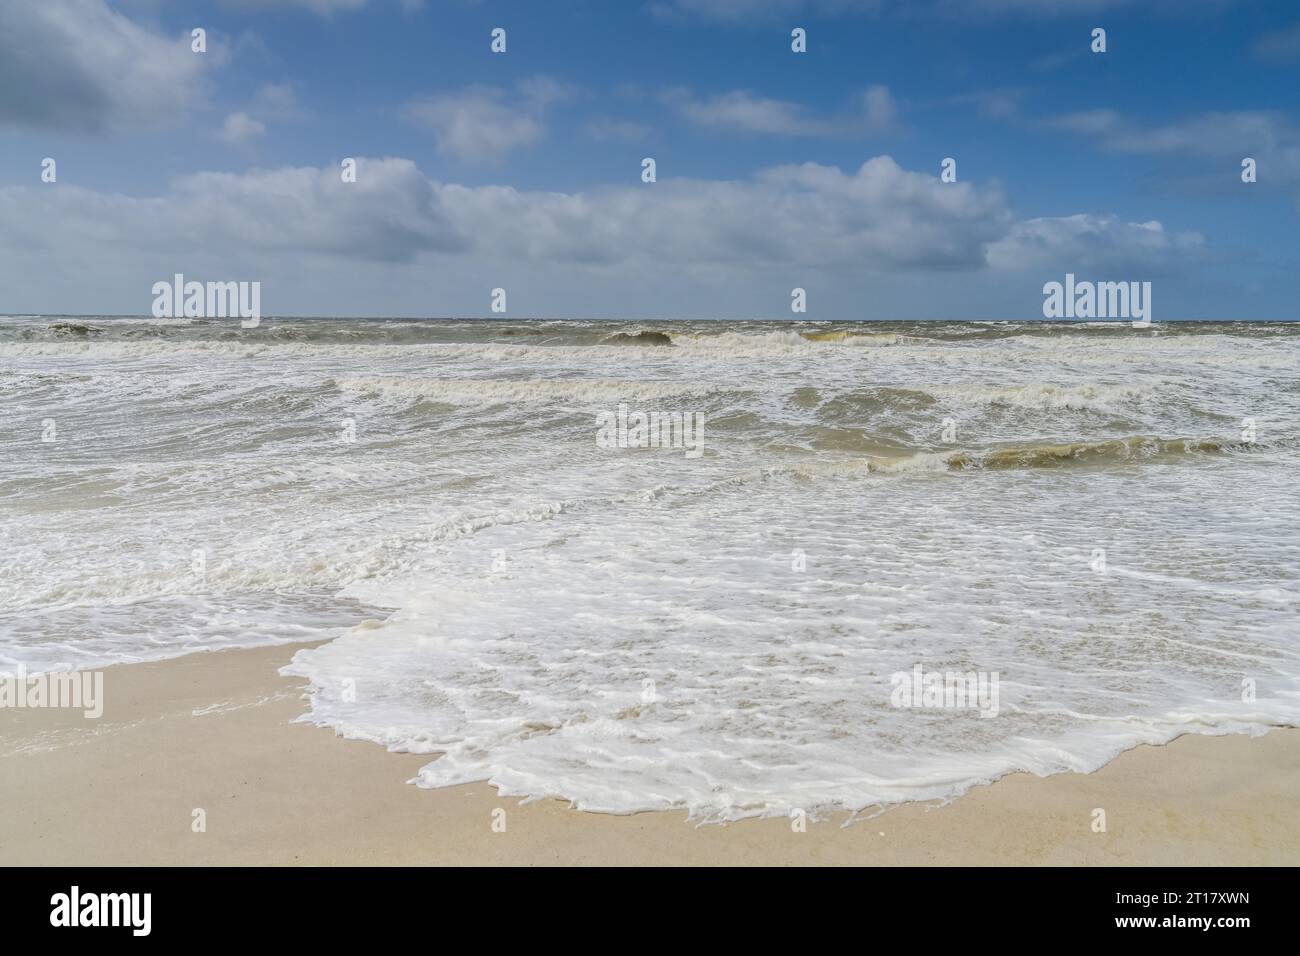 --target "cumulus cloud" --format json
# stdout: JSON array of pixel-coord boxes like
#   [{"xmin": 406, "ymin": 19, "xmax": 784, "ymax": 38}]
[
  {"xmin": 1050, "ymin": 109, "xmax": 1299, "ymax": 158},
  {"xmin": 649, "ymin": 0, "xmax": 1189, "ymax": 21},
  {"xmin": 947, "ymin": 87, "xmax": 1028, "ymax": 120},
  {"xmin": 941, "ymin": 0, "xmax": 1135, "ymax": 12},
  {"xmin": 0, "ymin": 159, "xmax": 463, "ymax": 269},
  {"xmin": 166, "ymin": 159, "xmax": 469, "ymax": 262},
  {"xmin": 667, "ymin": 89, "xmax": 825, "ymax": 134},
  {"xmin": 404, "ymin": 76, "xmax": 574, "ymax": 163},
  {"xmin": 583, "ymin": 118, "xmax": 653, "ymax": 141},
  {"xmin": 987, "ymin": 215, "xmax": 1204, "ymax": 271},
  {"xmin": 219, "ymin": 112, "xmax": 267, "ymax": 143},
  {"xmin": 860, "ymin": 85, "xmax": 896, "ymax": 129},
  {"xmin": 229, "ymin": 0, "xmax": 369, "ymax": 14},
  {"xmin": 666, "ymin": 85, "xmax": 896, "ymax": 135},
  {"xmin": 1253, "ymin": 22, "xmax": 1300, "ymax": 61},
  {"xmin": 0, "ymin": 154, "xmax": 1202, "ymax": 283},
  {"xmin": 0, "ymin": 0, "xmax": 213, "ymax": 133},
  {"xmin": 214, "ymin": 84, "xmax": 303, "ymax": 145},
  {"xmin": 1046, "ymin": 108, "xmax": 1300, "ymax": 205},
  {"xmin": 649, "ymin": 0, "xmax": 881, "ymax": 21},
  {"xmin": 430, "ymin": 156, "xmax": 1010, "ymax": 269},
  {"xmin": 251, "ymin": 83, "xmax": 302, "ymax": 118},
  {"xmin": 0, "ymin": 154, "xmax": 1224, "ymax": 320}
]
